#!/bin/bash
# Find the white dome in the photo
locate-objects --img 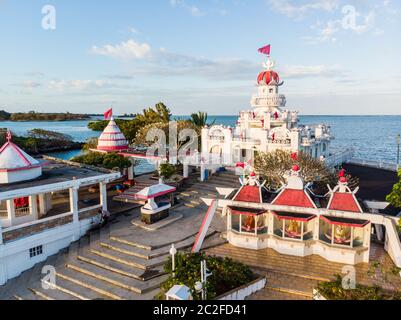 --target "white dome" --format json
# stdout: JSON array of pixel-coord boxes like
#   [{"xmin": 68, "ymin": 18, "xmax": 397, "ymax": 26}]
[
  {"xmin": 0, "ymin": 141, "xmax": 42, "ymax": 184},
  {"xmin": 97, "ymin": 118, "xmax": 129, "ymax": 152}
]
